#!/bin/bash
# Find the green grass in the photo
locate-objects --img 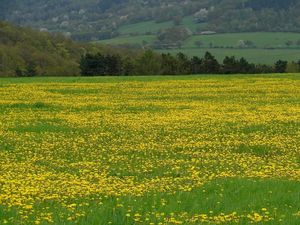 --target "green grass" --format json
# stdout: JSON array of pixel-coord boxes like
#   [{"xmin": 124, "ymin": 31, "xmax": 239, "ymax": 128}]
[
  {"xmin": 98, "ymin": 17, "xmax": 300, "ymax": 65},
  {"xmin": 95, "ymin": 35, "xmax": 156, "ymax": 45},
  {"xmin": 183, "ymin": 32, "xmax": 300, "ymax": 49},
  {"xmin": 97, "ymin": 32, "xmax": 300, "ymax": 64},
  {"xmin": 118, "ymin": 16, "xmax": 206, "ymax": 35},
  {"xmin": 0, "ymin": 73, "xmax": 299, "ymax": 84},
  {"xmin": 61, "ymin": 179, "xmax": 300, "ymax": 225},
  {"xmin": 182, "ymin": 16, "xmax": 207, "ymax": 32}
]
